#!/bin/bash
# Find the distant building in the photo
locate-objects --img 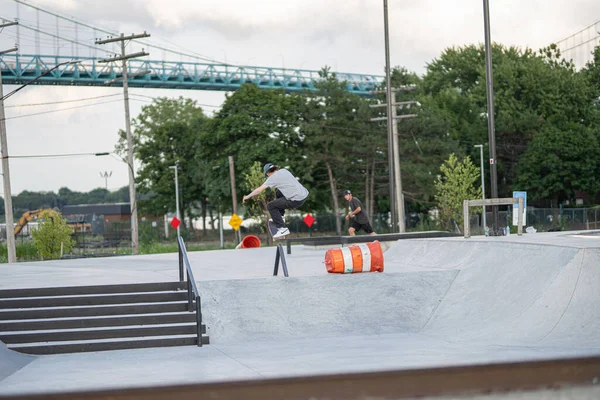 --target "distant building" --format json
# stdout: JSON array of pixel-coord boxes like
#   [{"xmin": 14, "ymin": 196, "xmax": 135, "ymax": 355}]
[{"xmin": 61, "ymin": 203, "xmax": 130, "ymax": 235}]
